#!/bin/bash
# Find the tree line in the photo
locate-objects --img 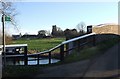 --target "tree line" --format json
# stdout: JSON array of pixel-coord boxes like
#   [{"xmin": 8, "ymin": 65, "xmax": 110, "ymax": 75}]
[{"xmin": 38, "ymin": 23, "xmax": 87, "ymax": 40}]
